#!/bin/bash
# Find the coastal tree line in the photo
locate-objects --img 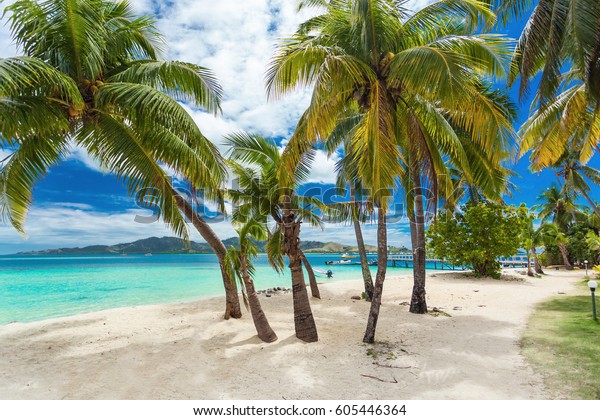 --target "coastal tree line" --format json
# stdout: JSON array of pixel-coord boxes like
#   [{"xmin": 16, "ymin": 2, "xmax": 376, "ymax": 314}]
[{"xmin": 1, "ymin": 0, "xmax": 599, "ymax": 343}]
